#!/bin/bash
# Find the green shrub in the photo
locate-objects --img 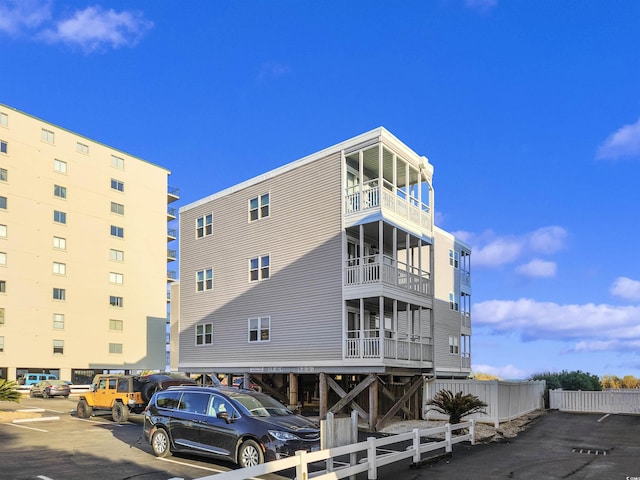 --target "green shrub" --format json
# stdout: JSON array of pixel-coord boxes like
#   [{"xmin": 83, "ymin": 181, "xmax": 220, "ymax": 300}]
[
  {"xmin": 0, "ymin": 379, "xmax": 21, "ymax": 402},
  {"xmin": 426, "ymin": 389, "xmax": 487, "ymax": 424}
]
